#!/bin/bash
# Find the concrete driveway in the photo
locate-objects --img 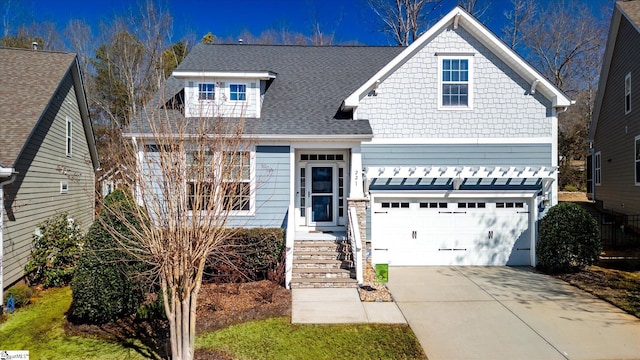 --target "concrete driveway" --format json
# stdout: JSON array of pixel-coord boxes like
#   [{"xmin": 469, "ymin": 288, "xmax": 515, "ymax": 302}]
[{"xmin": 387, "ymin": 266, "xmax": 640, "ymax": 360}]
